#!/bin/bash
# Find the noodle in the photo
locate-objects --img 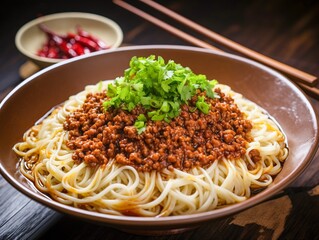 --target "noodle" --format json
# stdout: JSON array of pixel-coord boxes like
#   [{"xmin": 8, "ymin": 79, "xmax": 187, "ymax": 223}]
[{"xmin": 13, "ymin": 80, "xmax": 288, "ymax": 217}]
